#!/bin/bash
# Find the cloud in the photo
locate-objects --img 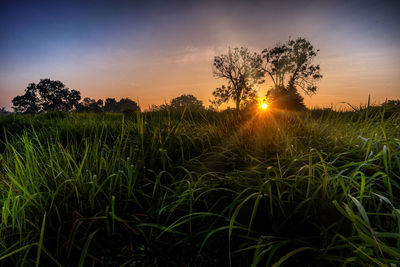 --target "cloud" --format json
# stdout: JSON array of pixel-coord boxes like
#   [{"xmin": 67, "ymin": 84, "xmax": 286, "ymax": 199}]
[{"xmin": 172, "ymin": 46, "xmax": 216, "ymax": 64}]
